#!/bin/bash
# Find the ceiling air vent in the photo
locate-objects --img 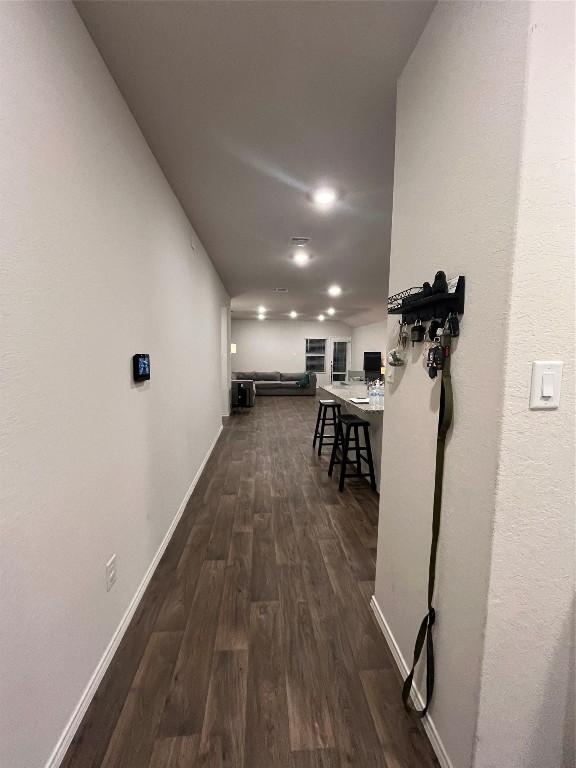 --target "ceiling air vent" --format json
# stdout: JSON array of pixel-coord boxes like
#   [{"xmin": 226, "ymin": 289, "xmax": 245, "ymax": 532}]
[
  {"xmin": 290, "ymin": 236, "xmax": 310, "ymax": 247},
  {"xmin": 272, "ymin": 287, "xmax": 289, "ymax": 293}
]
